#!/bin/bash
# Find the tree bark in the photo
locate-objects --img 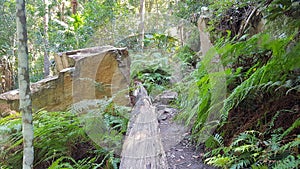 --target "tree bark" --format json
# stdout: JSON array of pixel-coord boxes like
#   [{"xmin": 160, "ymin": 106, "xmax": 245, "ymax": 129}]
[
  {"xmin": 120, "ymin": 84, "xmax": 168, "ymax": 169},
  {"xmin": 43, "ymin": 0, "xmax": 50, "ymax": 77},
  {"xmin": 71, "ymin": 0, "xmax": 78, "ymax": 15},
  {"xmin": 60, "ymin": 2, "xmax": 65, "ymax": 21},
  {"xmin": 16, "ymin": 0, "xmax": 34, "ymax": 168},
  {"xmin": 139, "ymin": 0, "xmax": 145, "ymax": 50},
  {"xmin": 147, "ymin": 0, "xmax": 153, "ymax": 12}
]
